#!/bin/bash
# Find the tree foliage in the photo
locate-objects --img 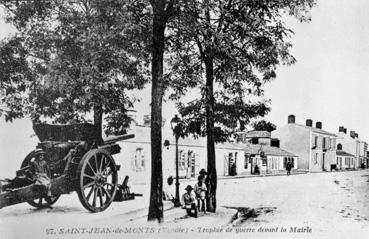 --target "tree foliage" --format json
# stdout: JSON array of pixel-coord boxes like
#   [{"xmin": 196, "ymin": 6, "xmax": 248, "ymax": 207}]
[
  {"xmin": 252, "ymin": 120, "xmax": 277, "ymax": 132},
  {"xmin": 166, "ymin": 0, "xmax": 316, "ymax": 212},
  {"xmin": 0, "ymin": 0, "xmax": 149, "ymax": 135}
]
